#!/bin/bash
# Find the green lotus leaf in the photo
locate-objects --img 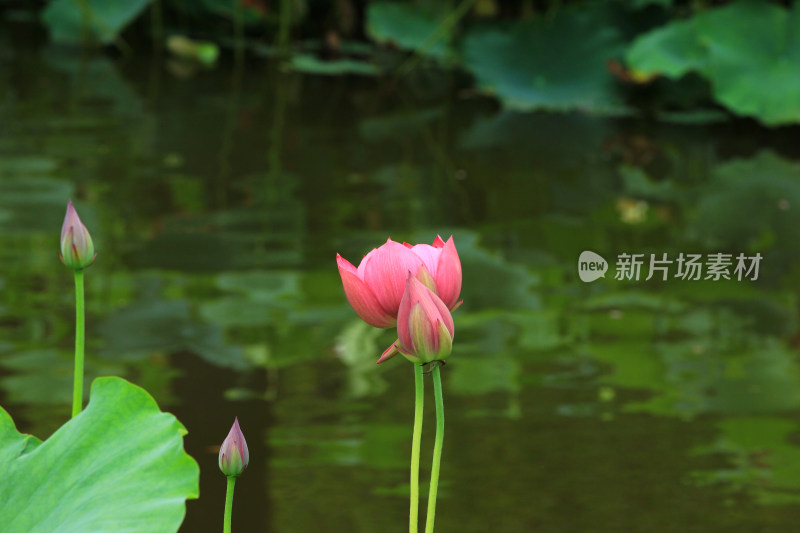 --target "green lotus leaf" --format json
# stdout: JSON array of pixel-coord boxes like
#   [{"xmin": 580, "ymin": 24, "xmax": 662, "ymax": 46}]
[
  {"xmin": 42, "ymin": 0, "xmax": 152, "ymax": 45},
  {"xmin": 0, "ymin": 377, "xmax": 199, "ymax": 533},
  {"xmin": 462, "ymin": 7, "xmax": 627, "ymax": 113},
  {"xmin": 627, "ymin": 1, "xmax": 800, "ymax": 125},
  {"xmin": 366, "ymin": 2, "xmax": 454, "ymax": 61}
]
